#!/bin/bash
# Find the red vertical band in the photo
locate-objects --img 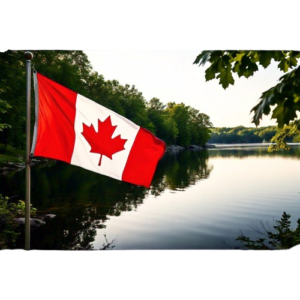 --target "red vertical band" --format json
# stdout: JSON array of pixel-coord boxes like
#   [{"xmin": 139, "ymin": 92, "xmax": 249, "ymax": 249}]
[
  {"xmin": 122, "ymin": 128, "xmax": 166, "ymax": 188},
  {"xmin": 33, "ymin": 73, "xmax": 77, "ymax": 163}
]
